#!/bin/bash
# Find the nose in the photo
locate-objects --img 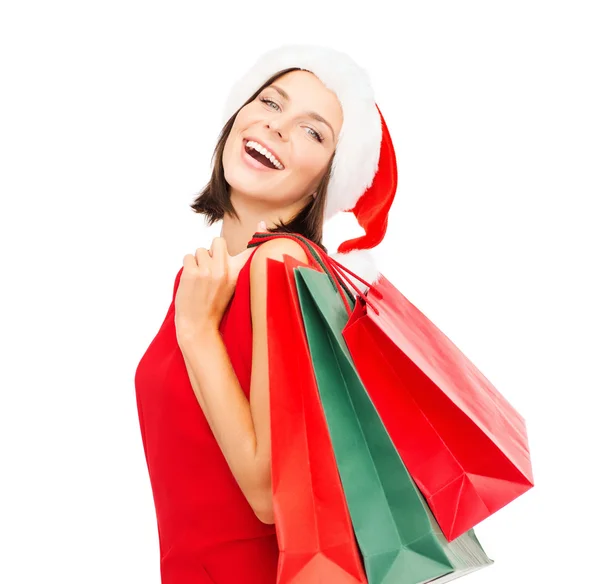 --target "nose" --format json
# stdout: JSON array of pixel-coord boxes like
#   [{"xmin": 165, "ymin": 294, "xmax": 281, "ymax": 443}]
[{"xmin": 266, "ymin": 117, "xmax": 289, "ymax": 140}]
